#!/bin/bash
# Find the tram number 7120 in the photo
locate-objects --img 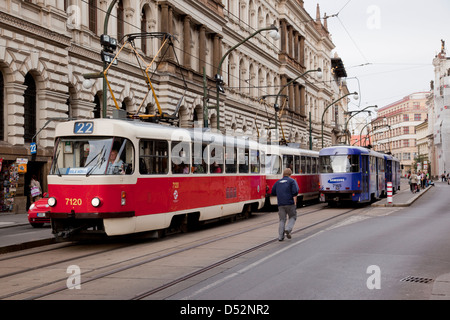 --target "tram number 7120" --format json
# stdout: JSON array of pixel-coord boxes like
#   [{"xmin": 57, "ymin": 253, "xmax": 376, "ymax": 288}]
[{"xmin": 66, "ymin": 198, "xmax": 82, "ymax": 206}]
